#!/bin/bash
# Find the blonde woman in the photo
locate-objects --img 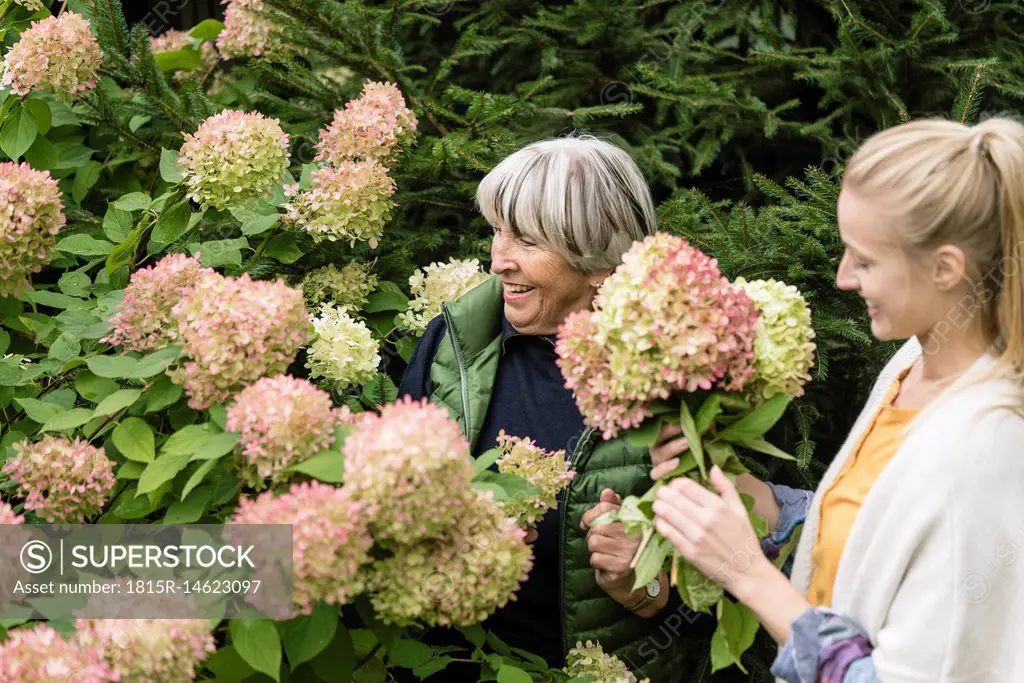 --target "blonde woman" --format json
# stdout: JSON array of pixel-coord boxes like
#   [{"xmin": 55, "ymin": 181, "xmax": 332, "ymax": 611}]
[{"xmin": 649, "ymin": 118, "xmax": 1024, "ymax": 682}]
